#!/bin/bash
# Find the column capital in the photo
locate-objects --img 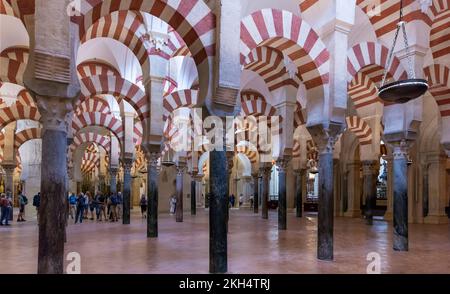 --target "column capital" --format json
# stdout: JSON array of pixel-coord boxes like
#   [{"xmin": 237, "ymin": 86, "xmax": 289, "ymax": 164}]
[
  {"xmin": 276, "ymin": 156, "xmax": 291, "ymax": 172},
  {"xmin": 259, "ymin": 163, "xmax": 272, "ymax": 176},
  {"xmin": 390, "ymin": 139, "xmax": 411, "ymax": 160},
  {"xmin": 36, "ymin": 96, "xmax": 74, "ymax": 133},
  {"xmin": 307, "ymin": 122, "xmax": 344, "ymax": 155},
  {"xmin": 176, "ymin": 162, "xmax": 187, "ymax": 175},
  {"xmin": 2, "ymin": 164, "xmax": 16, "ymax": 174},
  {"xmin": 147, "ymin": 152, "xmax": 161, "ymax": 168},
  {"xmin": 109, "ymin": 167, "xmax": 118, "ymax": 175},
  {"xmin": 361, "ymin": 160, "xmax": 378, "ymax": 176},
  {"xmin": 251, "ymin": 173, "xmax": 259, "ymax": 179},
  {"xmin": 123, "ymin": 158, "xmax": 134, "ymax": 174}
]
